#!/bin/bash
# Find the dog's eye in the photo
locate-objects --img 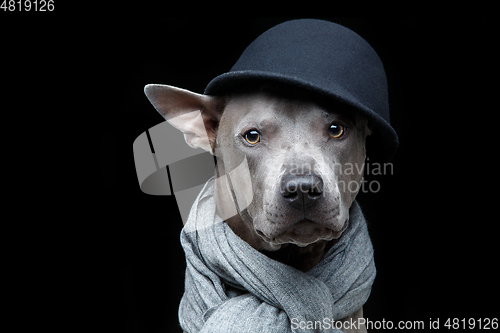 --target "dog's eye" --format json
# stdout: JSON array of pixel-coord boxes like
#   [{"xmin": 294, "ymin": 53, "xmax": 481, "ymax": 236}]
[
  {"xmin": 244, "ymin": 130, "xmax": 261, "ymax": 144},
  {"xmin": 328, "ymin": 123, "xmax": 345, "ymax": 138}
]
